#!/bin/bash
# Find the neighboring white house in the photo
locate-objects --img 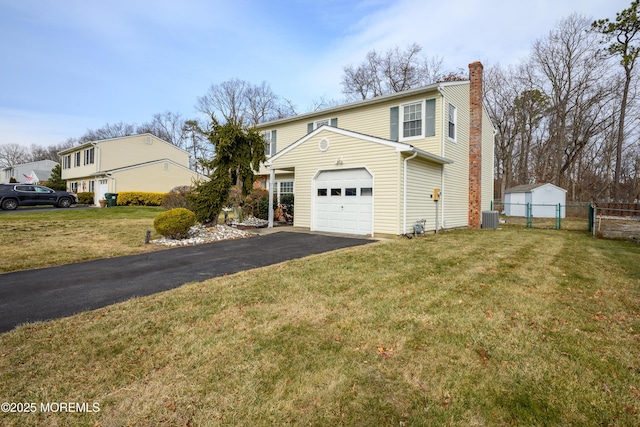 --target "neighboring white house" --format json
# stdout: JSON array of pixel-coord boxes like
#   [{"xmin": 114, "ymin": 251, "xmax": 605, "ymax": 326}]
[
  {"xmin": 504, "ymin": 183, "xmax": 567, "ymax": 218},
  {"xmin": 255, "ymin": 62, "xmax": 495, "ymax": 236},
  {"xmin": 0, "ymin": 159, "xmax": 59, "ymax": 184},
  {"xmin": 58, "ymin": 134, "xmax": 207, "ymax": 205}
]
